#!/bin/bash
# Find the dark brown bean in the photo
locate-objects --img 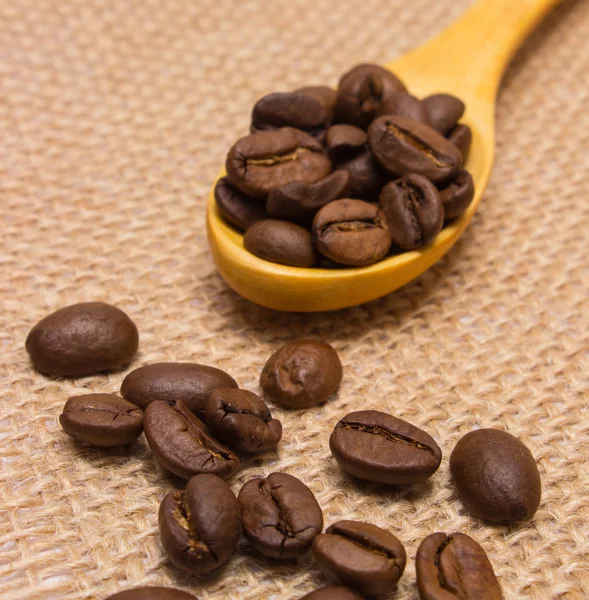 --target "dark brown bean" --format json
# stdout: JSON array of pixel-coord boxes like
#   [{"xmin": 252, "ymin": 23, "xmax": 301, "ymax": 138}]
[
  {"xmin": 295, "ymin": 85, "xmax": 338, "ymax": 124},
  {"xmin": 226, "ymin": 127, "xmax": 332, "ymax": 198},
  {"xmin": 330, "ymin": 410, "xmax": 442, "ymax": 485},
  {"xmin": 144, "ymin": 400, "xmax": 239, "ymax": 480},
  {"xmin": 244, "ymin": 219, "xmax": 317, "ymax": 267},
  {"xmin": 368, "ymin": 115, "xmax": 463, "ymax": 183},
  {"xmin": 422, "ymin": 93, "xmax": 465, "ymax": 135},
  {"xmin": 334, "ymin": 150, "xmax": 387, "ymax": 201},
  {"xmin": 260, "ymin": 339, "xmax": 343, "ymax": 409},
  {"xmin": 59, "ymin": 394, "xmax": 143, "ymax": 447},
  {"xmin": 450, "ymin": 428, "xmax": 541, "ymax": 522},
  {"xmin": 312, "ymin": 521, "xmax": 406, "ymax": 596},
  {"xmin": 448, "ymin": 123, "xmax": 473, "ymax": 162},
  {"xmin": 326, "ymin": 125, "xmax": 367, "ymax": 160},
  {"xmin": 159, "ymin": 474, "xmax": 240, "ymax": 575},
  {"xmin": 299, "ymin": 586, "xmax": 364, "ymax": 600},
  {"xmin": 105, "ymin": 587, "xmax": 198, "ymax": 600},
  {"xmin": 214, "ymin": 176, "xmax": 267, "ymax": 231},
  {"xmin": 205, "ymin": 388, "xmax": 282, "ymax": 453},
  {"xmin": 26, "ymin": 302, "xmax": 138, "ymax": 377},
  {"xmin": 239, "ymin": 472, "xmax": 323, "ymax": 558},
  {"xmin": 439, "ymin": 169, "xmax": 475, "ymax": 221},
  {"xmin": 376, "ymin": 92, "xmax": 430, "ymax": 125},
  {"xmin": 120, "ymin": 362, "xmax": 237, "ymax": 421},
  {"xmin": 416, "ymin": 532, "xmax": 503, "ymax": 600},
  {"xmin": 379, "ymin": 174, "xmax": 443, "ymax": 249},
  {"xmin": 313, "ymin": 199, "xmax": 392, "ymax": 266}
]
